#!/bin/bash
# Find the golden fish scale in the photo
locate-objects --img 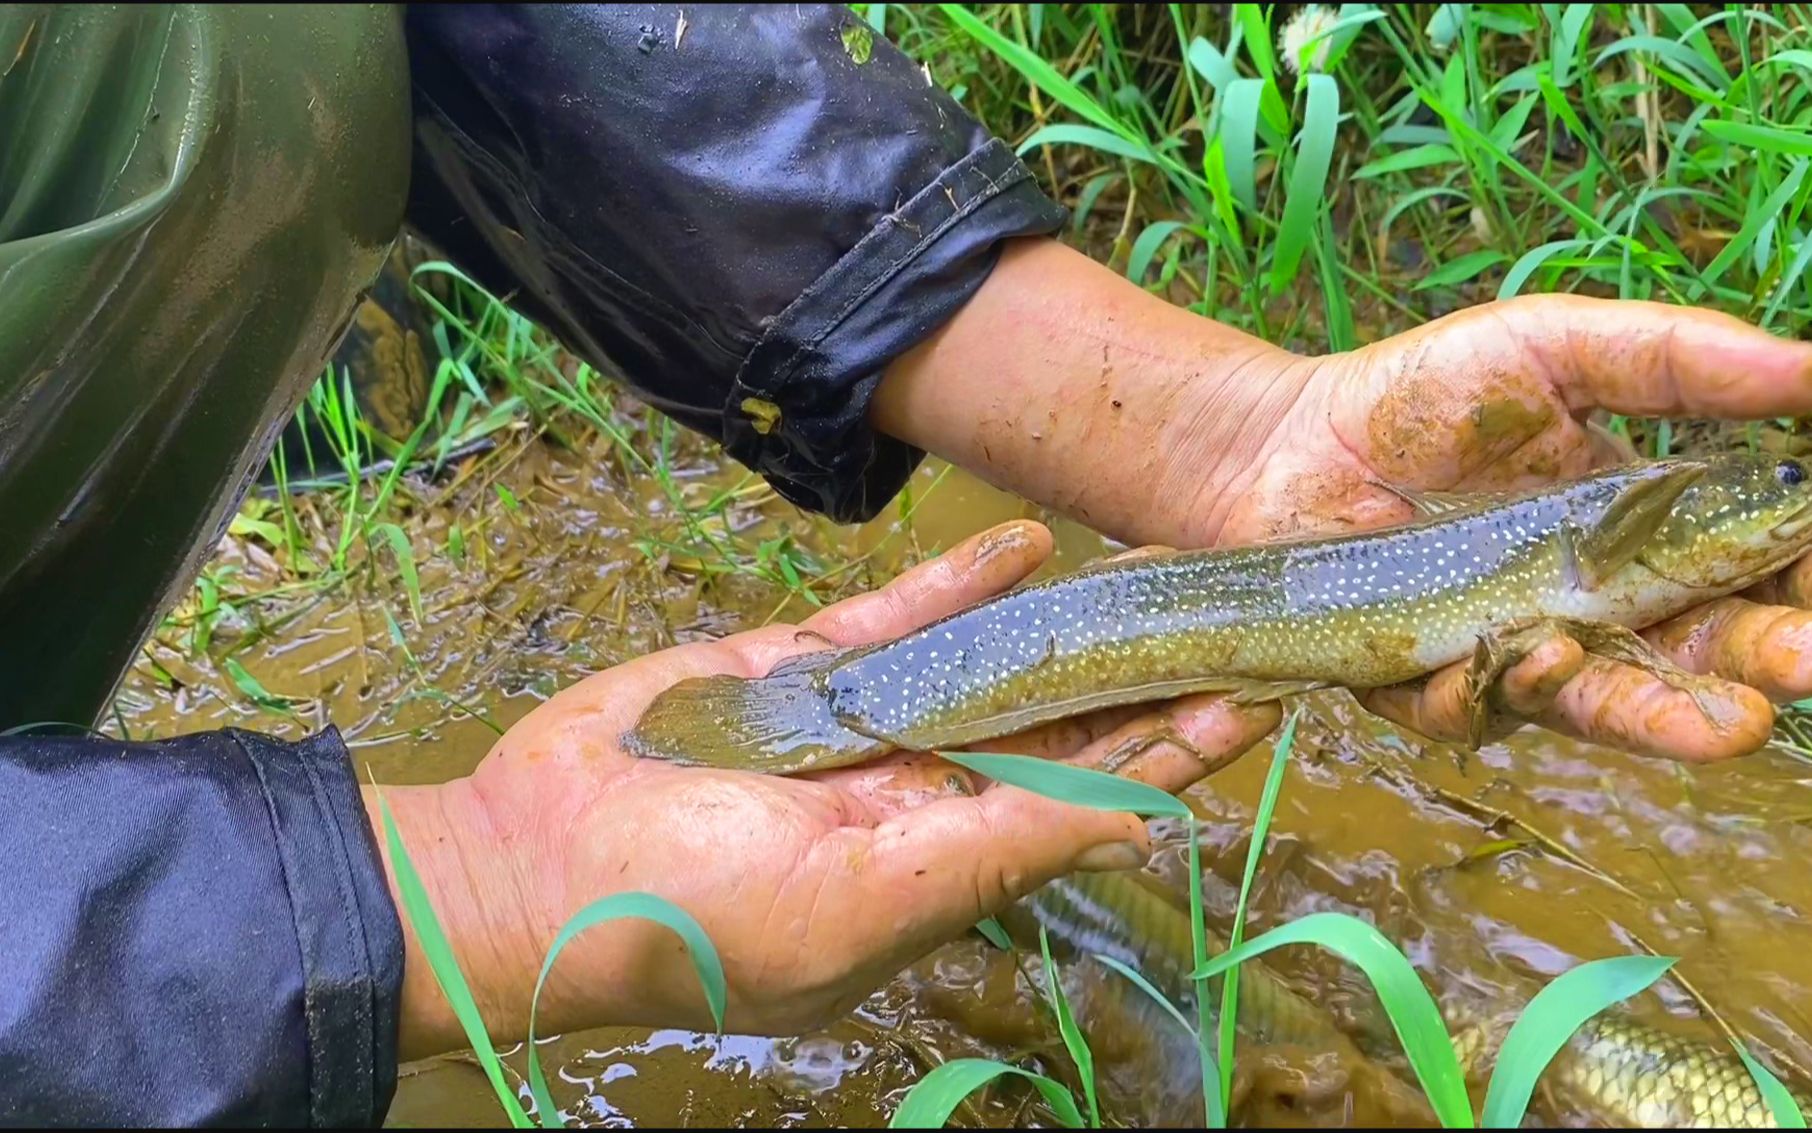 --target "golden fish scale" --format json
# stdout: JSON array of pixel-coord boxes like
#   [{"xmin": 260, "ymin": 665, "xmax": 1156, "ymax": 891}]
[{"xmin": 1551, "ymin": 1016, "xmax": 1793, "ymax": 1128}]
